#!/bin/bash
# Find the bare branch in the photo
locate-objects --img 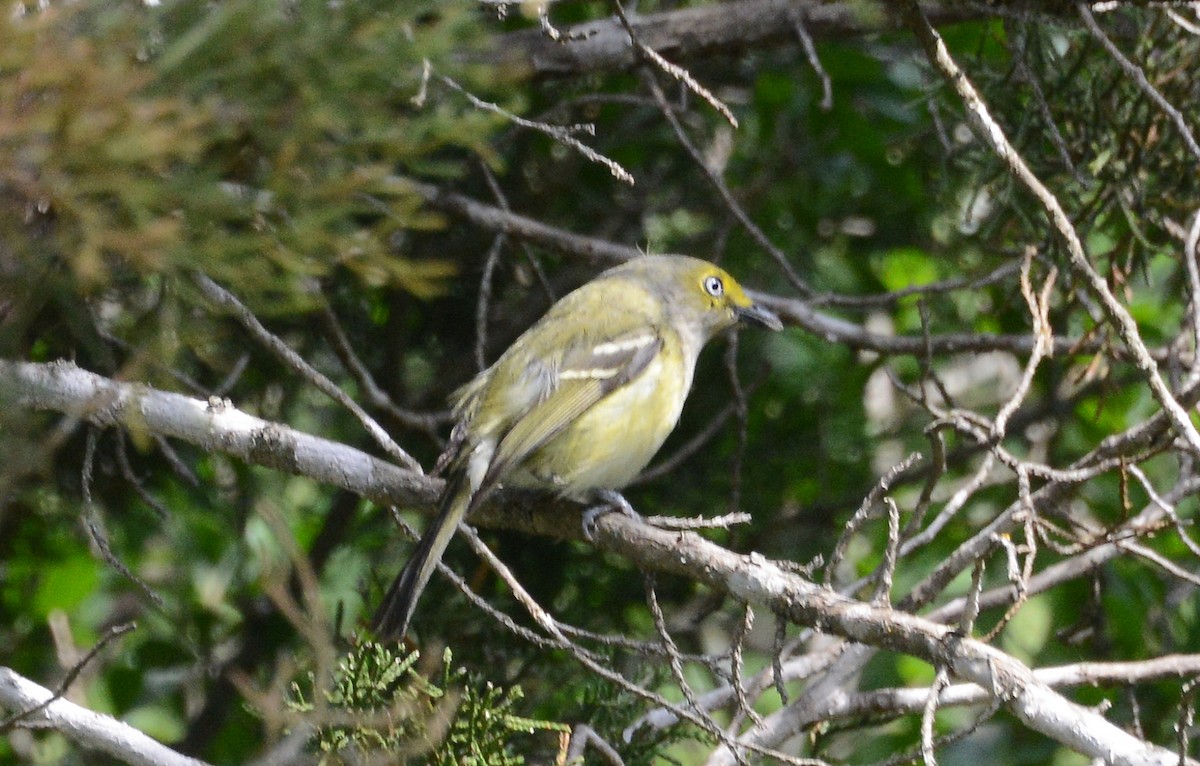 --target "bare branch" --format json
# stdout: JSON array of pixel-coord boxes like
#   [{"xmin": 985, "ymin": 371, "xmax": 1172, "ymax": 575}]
[
  {"xmin": 6, "ymin": 359, "xmax": 1193, "ymax": 765},
  {"xmin": 1078, "ymin": 2, "xmax": 1200, "ymax": 163},
  {"xmin": 790, "ymin": 7, "xmax": 832, "ymax": 110},
  {"xmin": 491, "ymin": 0, "xmax": 987, "ymax": 79},
  {"xmin": 0, "ymin": 359, "xmax": 434, "ymax": 509},
  {"xmin": 643, "ymin": 72, "xmax": 809, "ymax": 295},
  {"xmin": 836, "ymin": 654, "xmax": 1200, "ymax": 721},
  {"xmin": 921, "ymin": 666, "xmax": 950, "ymax": 766},
  {"xmin": 613, "ymin": 0, "xmax": 738, "ymax": 128},
  {"xmin": 402, "ymin": 177, "xmax": 1170, "ymax": 362},
  {"xmin": 191, "ymin": 273, "xmax": 424, "ymax": 473},
  {"xmin": 0, "ymin": 667, "xmax": 211, "ymax": 766},
  {"xmin": 900, "ymin": 0, "xmax": 1200, "ymax": 459},
  {"xmin": 438, "ymin": 72, "xmax": 635, "ymax": 185},
  {"xmin": 1, "ymin": 623, "xmax": 135, "ymax": 733},
  {"xmin": 318, "ymin": 300, "xmax": 448, "ymax": 432}
]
